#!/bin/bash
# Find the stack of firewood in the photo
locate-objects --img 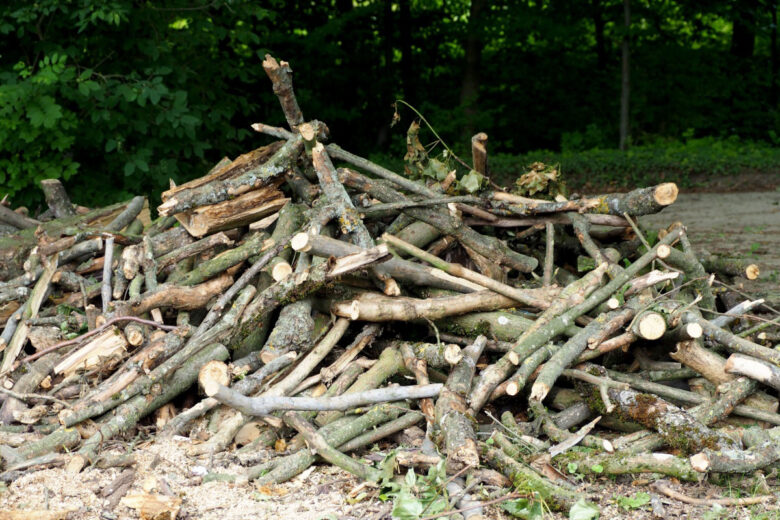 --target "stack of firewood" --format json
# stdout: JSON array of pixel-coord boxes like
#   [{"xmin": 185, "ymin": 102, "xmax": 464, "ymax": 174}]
[{"xmin": 0, "ymin": 54, "xmax": 778, "ymax": 517}]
